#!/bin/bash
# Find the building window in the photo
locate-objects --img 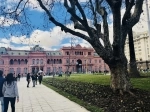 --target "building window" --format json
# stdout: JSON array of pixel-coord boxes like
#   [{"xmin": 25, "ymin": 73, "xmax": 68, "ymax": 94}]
[
  {"xmin": 99, "ymin": 59, "xmax": 101, "ymax": 63},
  {"xmin": 17, "ymin": 68, "xmax": 21, "ymax": 74},
  {"xmin": 32, "ymin": 59, "xmax": 35, "ymax": 65},
  {"xmin": 0, "ymin": 60, "xmax": 4, "ymax": 65},
  {"xmin": 66, "ymin": 59, "xmax": 69, "ymax": 63},
  {"xmin": 88, "ymin": 52, "xmax": 91, "ymax": 55},
  {"xmin": 25, "ymin": 53, "xmax": 27, "ymax": 55},
  {"xmin": 18, "ymin": 53, "xmax": 20, "ymax": 55},
  {"xmin": 12, "ymin": 52, "xmax": 13, "ymax": 55},
  {"xmin": 66, "ymin": 51, "xmax": 69, "ymax": 55},
  {"xmin": 95, "ymin": 59, "xmax": 97, "ymax": 63},
  {"xmin": 72, "ymin": 60, "xmax": 74, "ymax": 64},
  {"xmin": 47, "ymin": 67, "xmax": 51, "ymax": 74},
  {"xmin": 9, "ymin": 68, "xmax": 14, "ymax": 73},
  {"xmin": 40, "ymin": 59, "xmax": 43, "ymax": 64},
  {"xmin": 24, "ymin": 68, "xmax": 27, "ymax": 74},
  {"xmin": 36, "ymin": 59, "xmax": 39, "ymax": 64}
]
